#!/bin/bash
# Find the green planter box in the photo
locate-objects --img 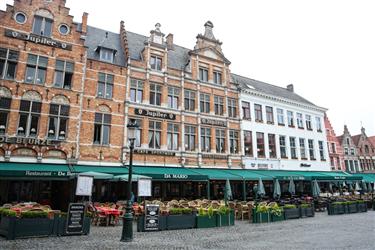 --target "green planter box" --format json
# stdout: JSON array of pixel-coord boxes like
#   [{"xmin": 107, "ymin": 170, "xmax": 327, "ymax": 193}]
[
  {"xmin": 284, "ymin": 208, "xmax": 300, "ymax": 220},
  {"xmin": 347, "ymin": 203, "xmax": 358, "ymax": 213},
  {"xmin": 53, "ymin": 216, "xmax": 91, "ymax": 236},
  {"xmin": 216, "ymin": 211, "xmax": 235, "ymax": 227},
  {"xmin": 357, "ymin": 202, "xmax": 367, "ymax": 213},
  {"xmin": 196, "ymin": 215, "xmax": 217, "ymax": 228},
  {"xmin": 253, "ymin": 210, "xmax": 270, "ymax": 223},
  {"xmin": 166, "ymin": 214, "xmax": 196, "ymax": 230},
  {"xmin": 300, "ymin": 207, "xmax": 315, "ymax": 217},
  {"xmin": 0, "ymin": 216, "xmax": 55, "ymax": 240},
  {"xmin": 137, "ymin": 215, "xmax": 167, "ymax": 232},
  {"xmin": 271, "ymin": 213, "xmax": 284, "ymax": 222},
  {"xmin": 328, "ymin": 204, "xmax": 345, "ymax": 215}
]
